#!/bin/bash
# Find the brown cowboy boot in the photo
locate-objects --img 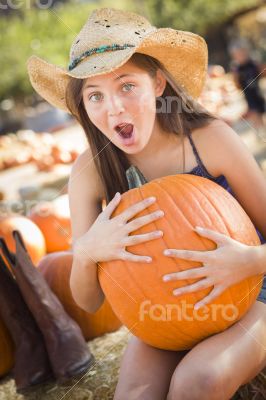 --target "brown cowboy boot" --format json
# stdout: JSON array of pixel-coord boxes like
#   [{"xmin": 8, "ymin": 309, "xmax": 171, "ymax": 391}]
[
  {"xmin": 0, "ymin": 230, "xmax": 94, "ymax": 383},
  {"xmin": 0, "ymin": 252, "xmax": 54, "ymax": 393}
]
